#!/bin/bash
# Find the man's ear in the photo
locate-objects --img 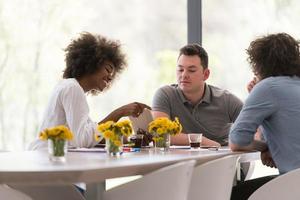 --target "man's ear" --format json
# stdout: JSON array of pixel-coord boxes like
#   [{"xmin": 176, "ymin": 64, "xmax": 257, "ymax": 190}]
[{"xmin": 203, "ymin": 68, "xmax": 210, "ymax": 81}]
